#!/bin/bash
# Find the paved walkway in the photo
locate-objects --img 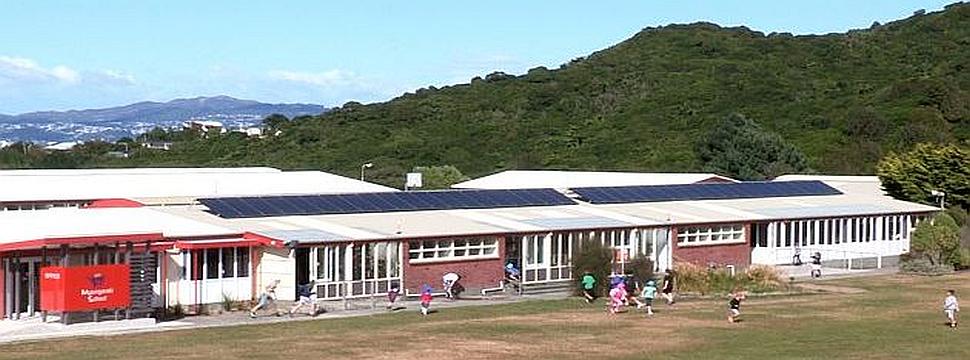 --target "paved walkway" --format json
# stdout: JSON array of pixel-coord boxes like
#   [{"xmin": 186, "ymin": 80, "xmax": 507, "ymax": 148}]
[
  {"xmin": 775, "ymin": 264, "xmax": 897, "ymax": 281},
  {"xmin": 0, "ymin": 292, "xmax": 568, "ymax": 345}
]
